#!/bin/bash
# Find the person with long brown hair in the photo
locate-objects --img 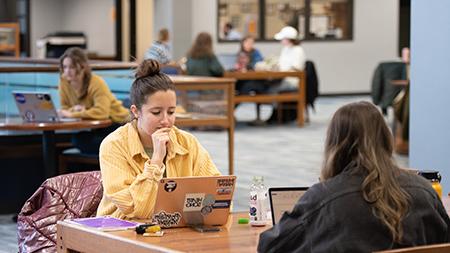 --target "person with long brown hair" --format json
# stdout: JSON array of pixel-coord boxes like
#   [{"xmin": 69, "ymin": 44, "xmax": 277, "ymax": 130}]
[
  {"xmin": 58, "ymin": 47, "xmax": 129, "ymax": 154},
  {"xmin": 96, "ymin": 59, "xmax": 220, "ymax": 219},
  {"xmin": 236, "ymin": 35, "xmax": 263, "ymax": 71},
  {"xmin": 185, "ymin": 32, "xmax": 224, "ymax": 77},
  {"xmin": 258, "ymin": 101, "xmax": 450, "ymax": 252}
]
